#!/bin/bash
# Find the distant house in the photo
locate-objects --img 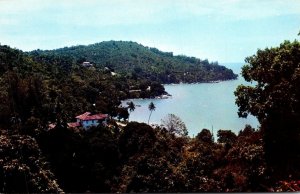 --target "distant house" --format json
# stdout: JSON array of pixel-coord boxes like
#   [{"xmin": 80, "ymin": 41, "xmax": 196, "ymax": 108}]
[
  {"xmin": 111, "ymin": 72, "xmax": 117, "ymax": 76},
  {"xmin": 82, "ymin": 61, "xmax": 93, "ymax": 67},
  {"xmin": 73, "ymin": 112, "xmax": 108, "ymax": 130}
]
